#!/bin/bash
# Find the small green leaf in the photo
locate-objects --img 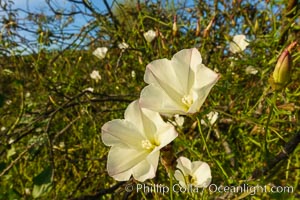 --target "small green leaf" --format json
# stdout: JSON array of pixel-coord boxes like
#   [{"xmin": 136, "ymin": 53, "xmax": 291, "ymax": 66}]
[
  {"xmin": 7, "ymin": 146, "xmax": 16, "ymax": 159},
  {"xmin": 32, "ymin": 166, "xmax": 52, "ymax": 198}
]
